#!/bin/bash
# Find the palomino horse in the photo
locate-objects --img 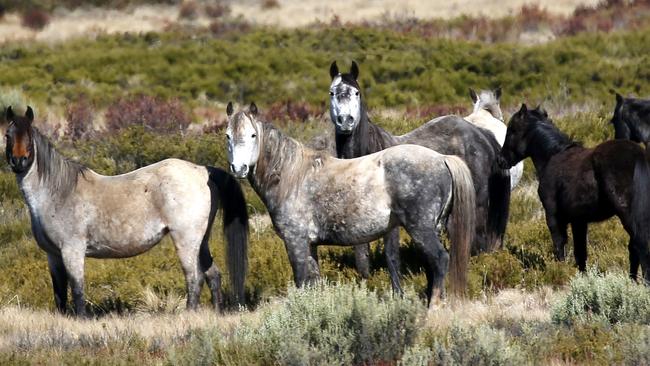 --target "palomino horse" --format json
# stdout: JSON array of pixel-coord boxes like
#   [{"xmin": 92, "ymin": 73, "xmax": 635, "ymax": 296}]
[
  {"xmin": 611, "ymin": 92, "xmax": 650, "ymax": 146},
  {"xmin": 501, "ymin": 104, "xmax": 650, "ymax": 281},
  {"xmin": 225, "ymin": 102, "xmax": 476, "ymax": 301},
  {"xmin": 466, "ymin": 88, "xmax": 523, "ymax": 189},
  {"xmin": 4, "ymin": 106, "xmax": 249, "ymax": 316},
  {"xmin": 328, "ymin": 61, "xmax": 510, "ymax": 291}
]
